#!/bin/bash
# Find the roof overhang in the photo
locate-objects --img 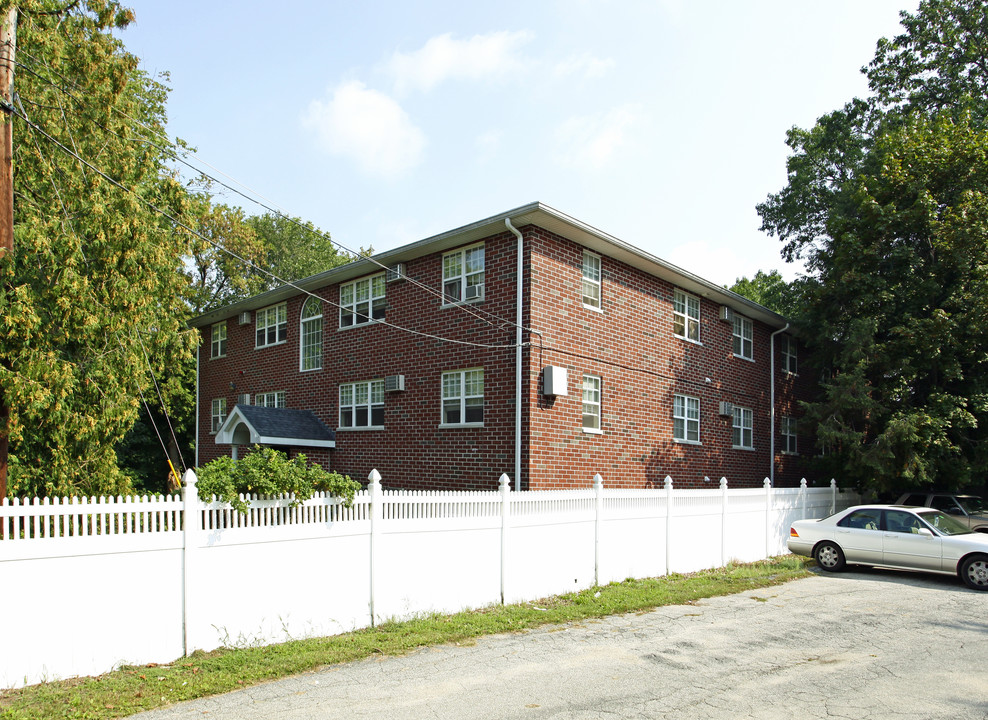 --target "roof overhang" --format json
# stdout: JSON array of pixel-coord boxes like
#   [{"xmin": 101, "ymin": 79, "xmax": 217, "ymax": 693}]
[
  {"xmin": 191, "ymin": 202, "xmax": 789, "ymax": 330},
  {"xmin": 215, "ymin": 405, "xmax": 336, "ymax": 449}
]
